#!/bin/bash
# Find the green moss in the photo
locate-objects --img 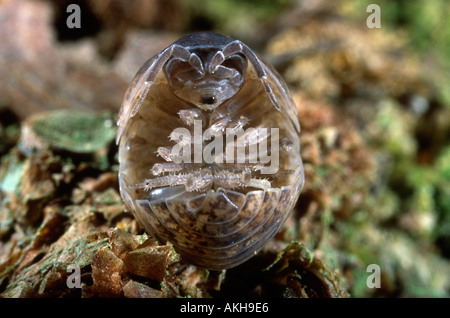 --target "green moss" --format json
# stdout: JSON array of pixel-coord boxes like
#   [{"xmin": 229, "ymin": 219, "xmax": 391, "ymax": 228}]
[
  {"xmin": 434, "ymin": 146, "xmax": 450, "ymax": 246},
  {"xmin": 31, "ymin": 111, "xmax": 116, "ymax": 154},
  {"xmin": 0, "ymin": 154, "xmax": 25, "ymax": 194},
  {"xmin": 351, "ymin": 267, "xmax": 373, "ymax": 298},
  {"xmin": 436, "ymin": 146, "xmax": 450, "ymax": 181},
  {"xmin": 373, "ymin": 99, "xmax": 417, "ymax": 158},
  {"xmin": 183, "ymin": 0, "xmax": 293, "ymax": 38}
]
